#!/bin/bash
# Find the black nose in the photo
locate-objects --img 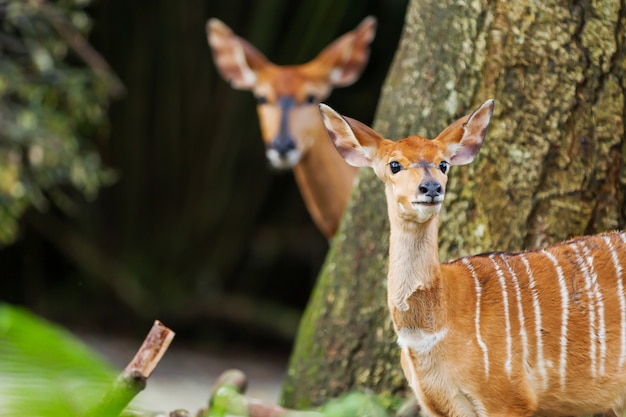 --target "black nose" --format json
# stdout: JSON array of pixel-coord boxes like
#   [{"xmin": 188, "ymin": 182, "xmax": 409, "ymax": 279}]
[
  {"xmin": 271, "ymin": 136, "xmax": 296, "ymax": 156},
  {"xmin": 419, "ymin": 181, "xmax": 442, "ymax": 198},
  {"xmin": 271, "ymin": 96, "xmax": 297, "ymax": 157}
]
